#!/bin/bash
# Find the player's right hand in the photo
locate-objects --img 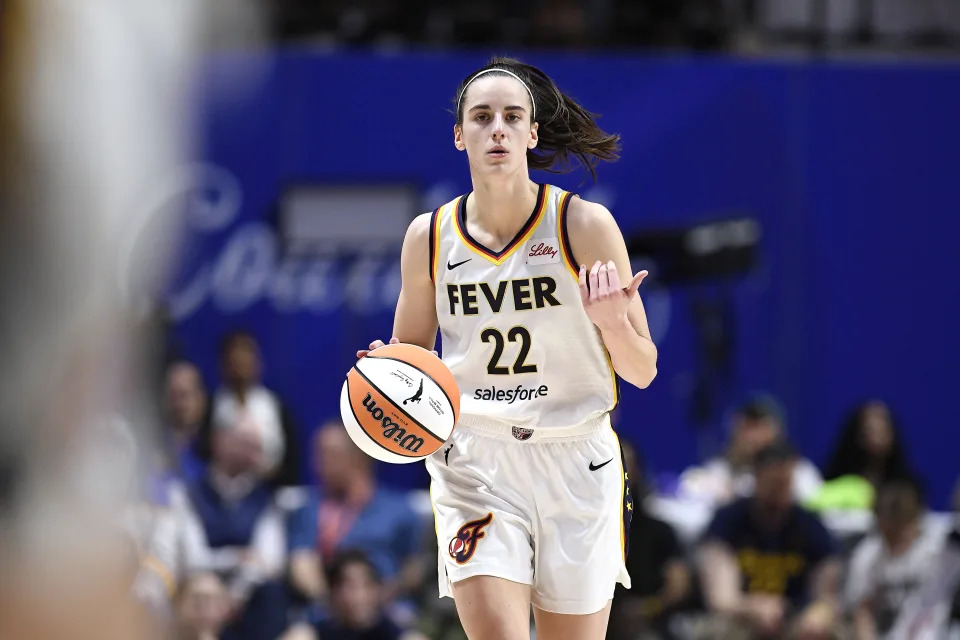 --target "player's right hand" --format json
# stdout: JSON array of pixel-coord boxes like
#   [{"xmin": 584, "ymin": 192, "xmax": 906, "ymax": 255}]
[
  {"xmin": 356, "ymin": 337, "xmax": 399, "ymax": 359},
  {"xmin": 356, "ymin": 337, "xmax": 438, "ymax": 359}
]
